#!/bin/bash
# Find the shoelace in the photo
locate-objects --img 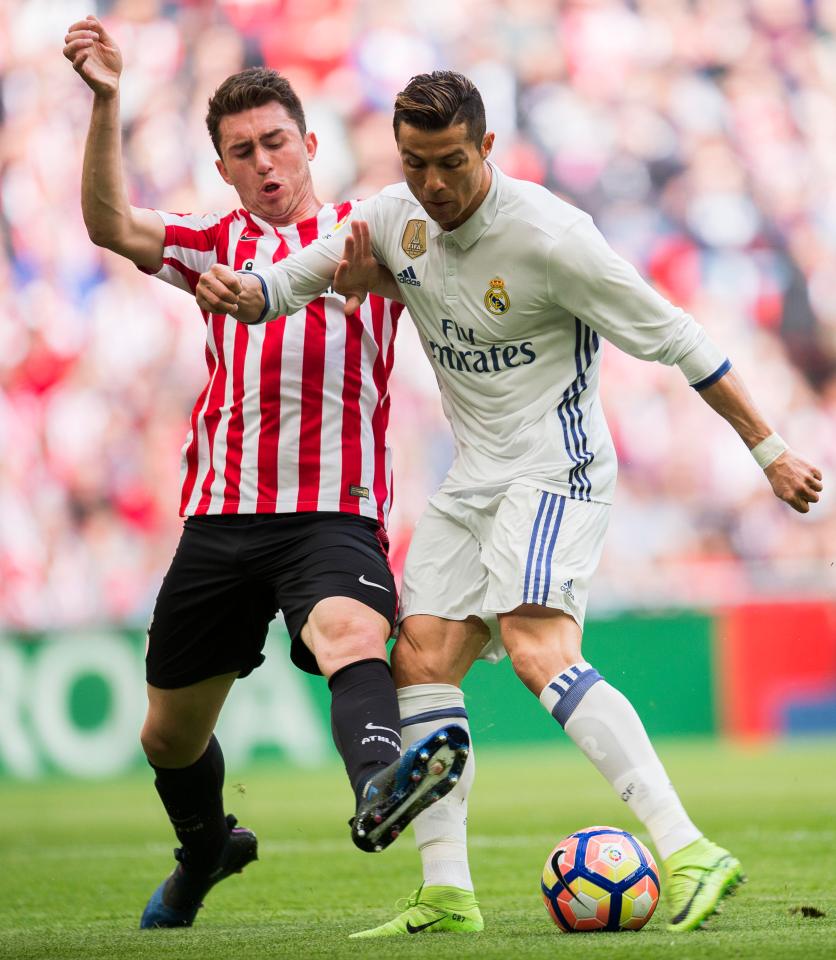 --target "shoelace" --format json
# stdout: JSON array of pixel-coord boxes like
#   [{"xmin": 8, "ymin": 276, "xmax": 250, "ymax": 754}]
[{"xmin": 394, "ymin": 886, "xmax": 425, "ymax": 912}]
